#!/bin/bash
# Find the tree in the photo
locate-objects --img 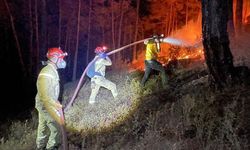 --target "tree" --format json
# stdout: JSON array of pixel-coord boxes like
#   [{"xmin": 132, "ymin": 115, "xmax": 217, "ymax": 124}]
[
  {"xmin": 227, "ymin": 0, "xmax": 235, "ymax": 37},
  {"xmin": 86, "ymin": 0, "xmax": 92, "ymax": 65},
  {"xmin": 72, "ymin": 0, "xmax": 81, "ymax": 81},
  {"xmin": 39, "ymin": 0, "xmax": 47, "ymax": 61},
  {"xmin": 201, "ymin": 0, "xmax": 235, "ymax": 88},
  {"xmin": 35, "ymin": 0, "xmax": 40, "ymax": 74},
  {"xmin": 3, "ymin": 0, "xmax": 26, "ymax": 75},
  {"xmin": 133, "ymin": 0, "xmax": 140, "ymax": 61},
  {"xmin": 236, "ymin": 0, "xmax": 243, "ymax": 33},
  {"xmin": 46, "ymin": 0, "xmax": 60, "ymax": 47},
  {"xmin": 29, "ymin": 0, "xmax": 33, "ymax": 75}
]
